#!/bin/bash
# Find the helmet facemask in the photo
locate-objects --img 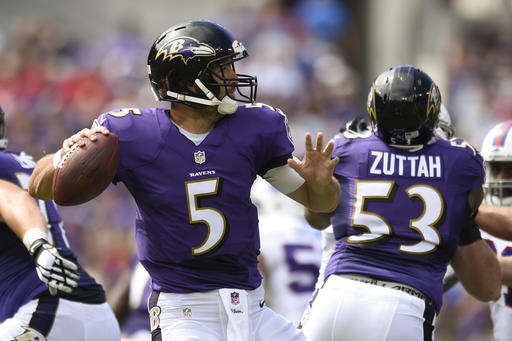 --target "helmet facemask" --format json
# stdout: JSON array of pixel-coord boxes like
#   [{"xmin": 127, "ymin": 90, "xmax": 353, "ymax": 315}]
[
  {"xmin": 481, "ymin": 120, "xmax": 512, "ymax": 206},
  {"xmin": 199, "ymin": 47, "xmax": 257, "ymax": 105},
  {"xmin": 484, "ymin": 161, "xmax": 512, "ymax": 206}
]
